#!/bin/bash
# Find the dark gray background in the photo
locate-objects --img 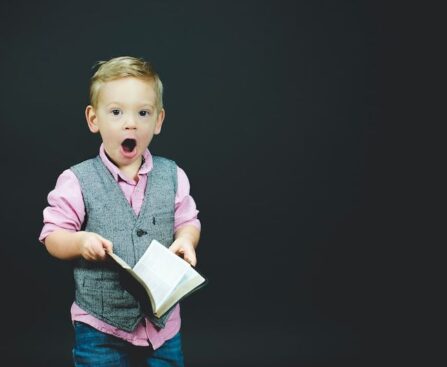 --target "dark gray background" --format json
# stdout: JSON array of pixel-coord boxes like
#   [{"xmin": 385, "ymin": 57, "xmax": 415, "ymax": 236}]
[{"xmin": 0, "ymin": 0, "xmax": 434, "ymax": 366}]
